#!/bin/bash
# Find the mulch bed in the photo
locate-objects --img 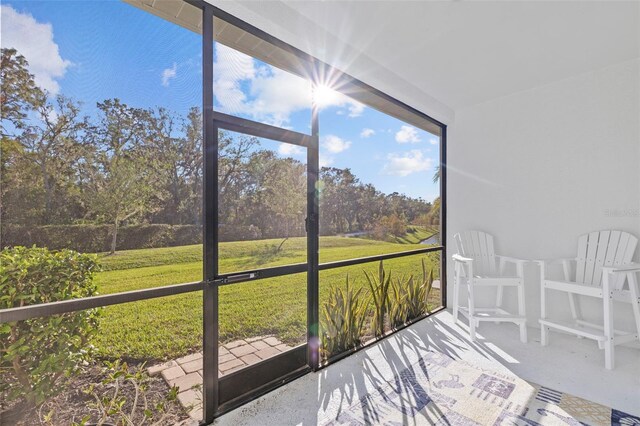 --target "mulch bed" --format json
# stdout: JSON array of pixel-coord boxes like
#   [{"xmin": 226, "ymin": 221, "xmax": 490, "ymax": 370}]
[{"xmin": 1, "ymin": 363, "xmax": 191, "ymax": 425}]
